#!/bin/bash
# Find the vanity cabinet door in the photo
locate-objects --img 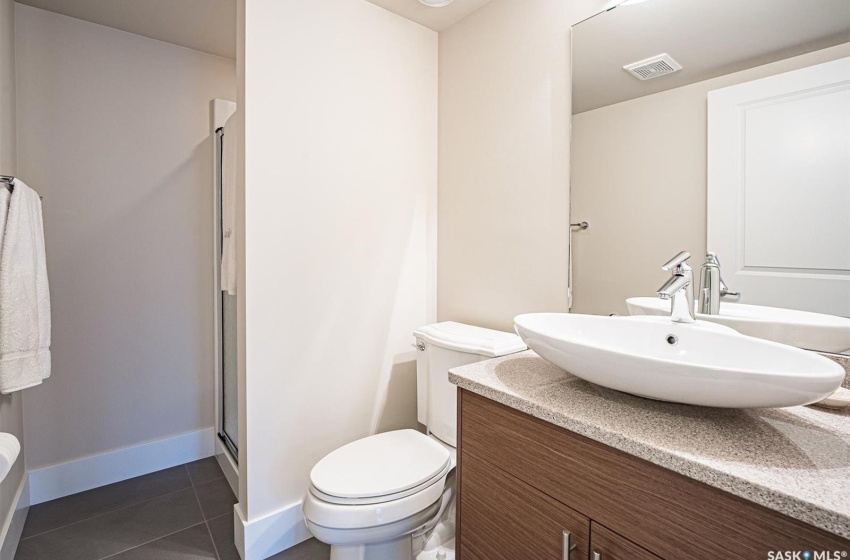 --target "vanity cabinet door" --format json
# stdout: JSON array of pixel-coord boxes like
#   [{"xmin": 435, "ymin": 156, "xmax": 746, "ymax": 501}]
[
  {"xmin": 459, "ymin": 452, "xmax": 589, "ymax": 560},
  {"xmin": 590, "ymin": 522, "xmax": 663, "ymax": 560},
  {"xmin": 460, "ymin": 389, "xmax": 850, "ymax": 558}
]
